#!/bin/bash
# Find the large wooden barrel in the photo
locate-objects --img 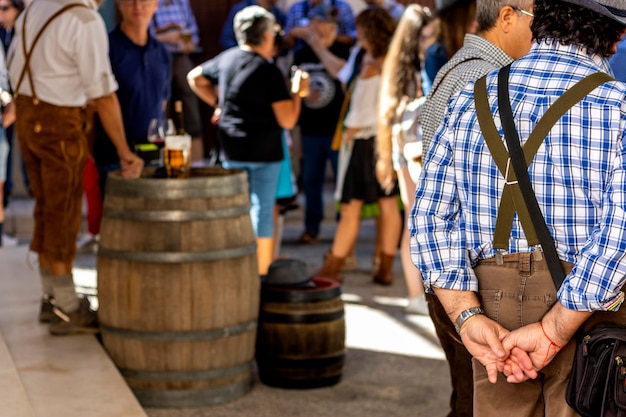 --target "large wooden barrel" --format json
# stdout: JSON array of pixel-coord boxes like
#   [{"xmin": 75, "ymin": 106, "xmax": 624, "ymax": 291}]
[
  {"xmin": 97, "ymin": 167, "xmax": 259, "ymax": 408},
  {"xmin": 256, "ymin": 277, "xmax": 346, "ymax": 388}
]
